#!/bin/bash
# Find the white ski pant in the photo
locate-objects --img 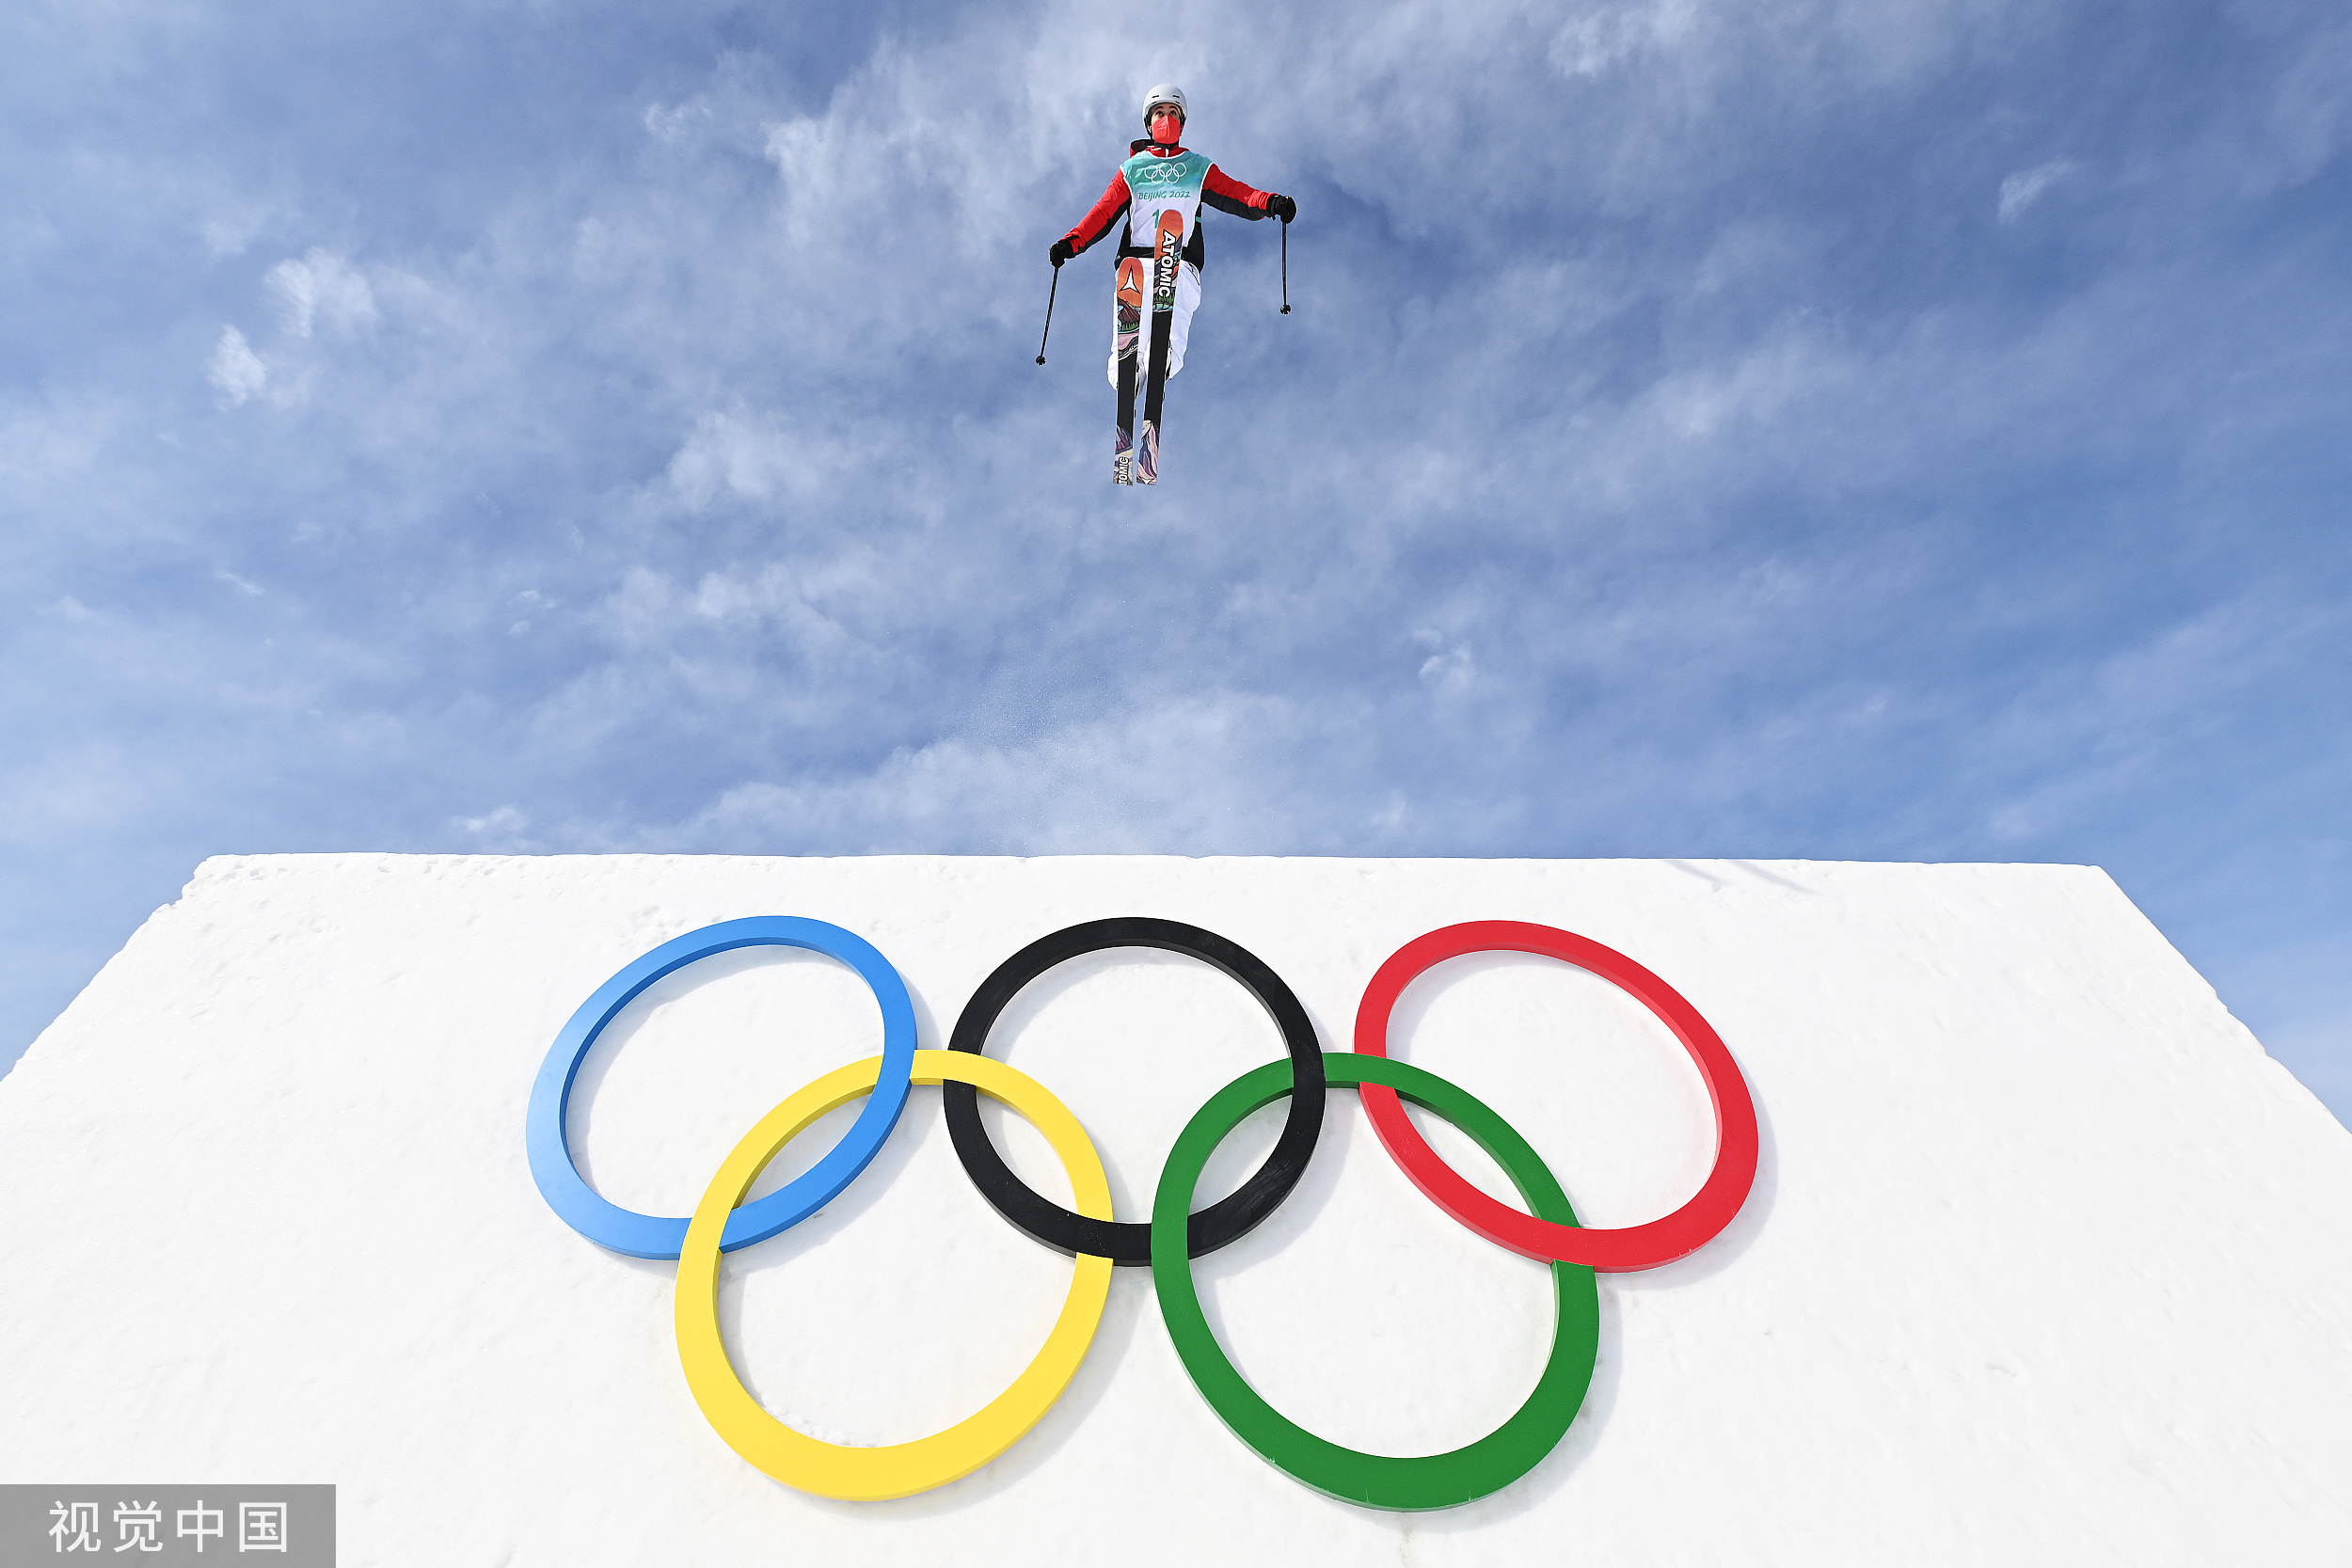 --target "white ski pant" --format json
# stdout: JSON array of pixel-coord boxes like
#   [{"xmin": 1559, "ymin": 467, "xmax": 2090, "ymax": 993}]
[{"xmin": 1108, "ymin": 260, "xmax": 1201, "ymax": 386}]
